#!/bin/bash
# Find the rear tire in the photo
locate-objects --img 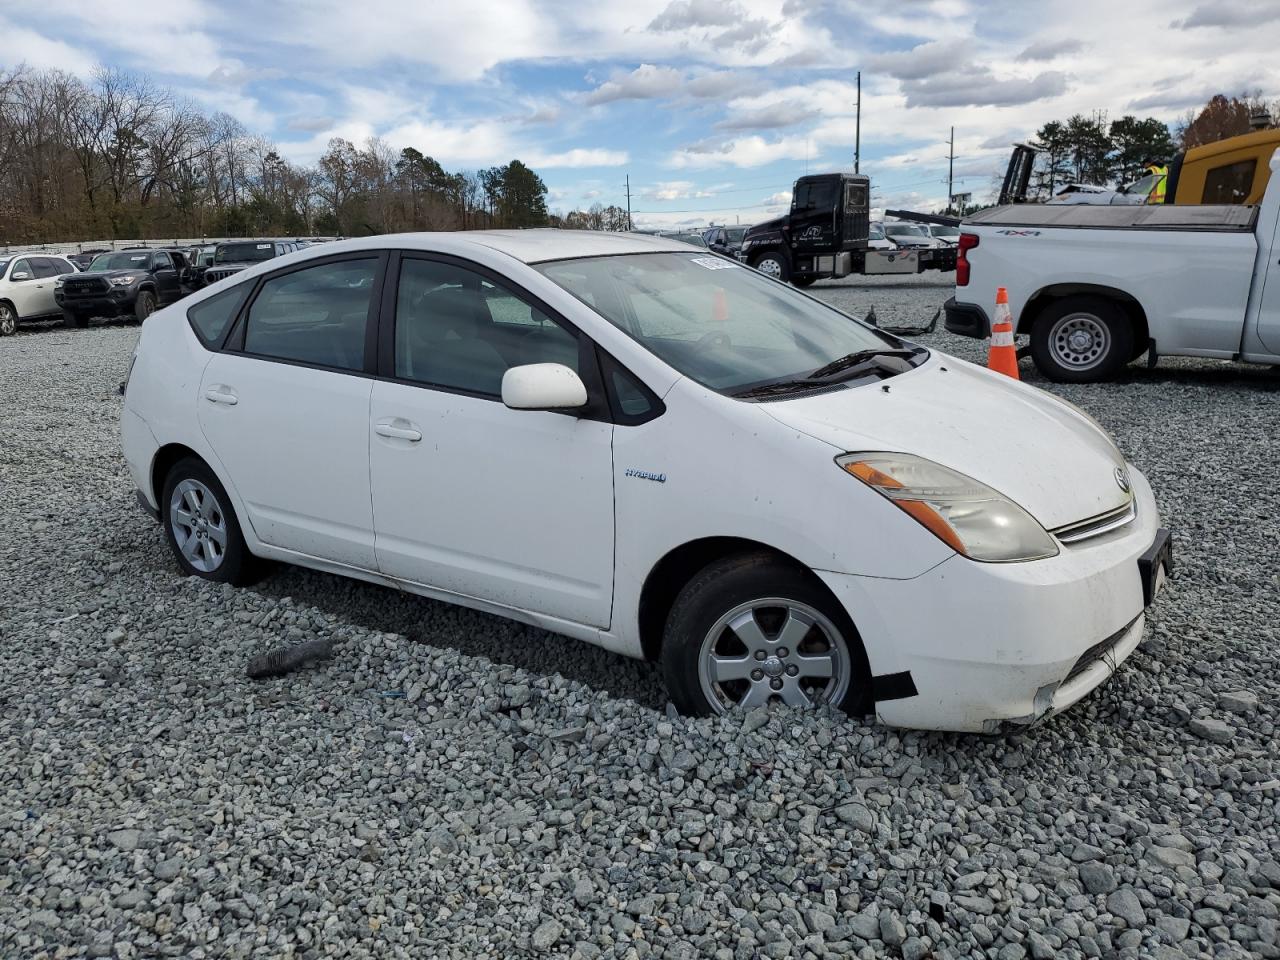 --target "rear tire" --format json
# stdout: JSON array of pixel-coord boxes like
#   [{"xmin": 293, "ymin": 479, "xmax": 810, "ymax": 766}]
[
  {"xmin": 1029, "ymin": 296, "xmax": 1134, "ymax": 383},
  {"xmin": 751, "ymin": 252, "xmax": 790, "ymax": 283},
  {"xmin": 0, "ymin": 303, "xmax": 16, "ymax": 336},
  {"xmin": 661, "ymin": 552, "xmax": 872, "ymax": 718},
  {"xmin": 160, "ymin": 457, "xmax": 258, "ymax": 585}
]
